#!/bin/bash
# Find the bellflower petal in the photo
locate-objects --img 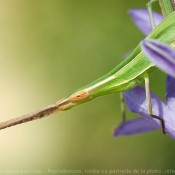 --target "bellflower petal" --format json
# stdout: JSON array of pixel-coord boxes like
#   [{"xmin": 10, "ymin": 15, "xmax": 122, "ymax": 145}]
[
  {"xmin": 125, "ymin": 86, "xmax": 175, "ymax": 139},
  {"xmin": 164, "ymin": 76, "xmax": 175, "ymax": 138},
  {"xmin": 141, "ymin": 39, "xmax": 175, "ymax": 78},
  {"xmin": 129, "ymin": 9, "xmax": 163, "ymax": 35},
  {"xmin": 165, "ymin": 76, "xmax": 175, "ymax": 112},
  {"xmin": 114, "ymin": 118, "xmax": 160, "ymax": 137},
  {"xmin": 124, "ymin": 86, "xmax": 165, "ymax": 118},
  {"xmin": 114, "ymin": 85, "xmax": 175, "ymax": 139}
]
